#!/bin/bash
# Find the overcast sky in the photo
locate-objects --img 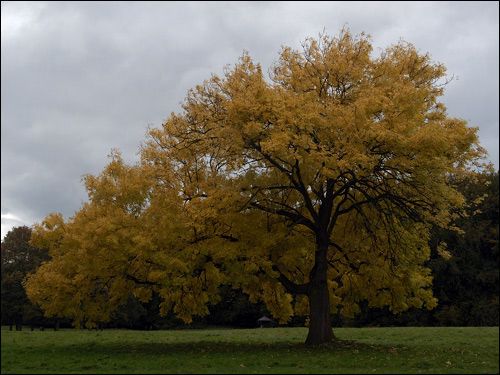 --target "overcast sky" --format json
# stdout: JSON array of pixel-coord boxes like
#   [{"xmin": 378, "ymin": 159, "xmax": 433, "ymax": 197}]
[{"xmin": 1, "ymin": 1, "xmax": 499, "ymax": 239}]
